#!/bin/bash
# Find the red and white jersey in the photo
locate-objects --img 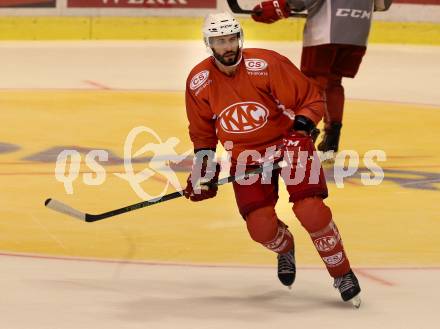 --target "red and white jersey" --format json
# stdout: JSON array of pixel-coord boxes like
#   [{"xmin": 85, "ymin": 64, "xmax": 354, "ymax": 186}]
[
  {"xmin": 185, "ymin": 48, "xmax": 324, "ymax": 162},
  {"xmin": 303, "ymin": 0, "xmax": 374, "ymax": 47}
]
